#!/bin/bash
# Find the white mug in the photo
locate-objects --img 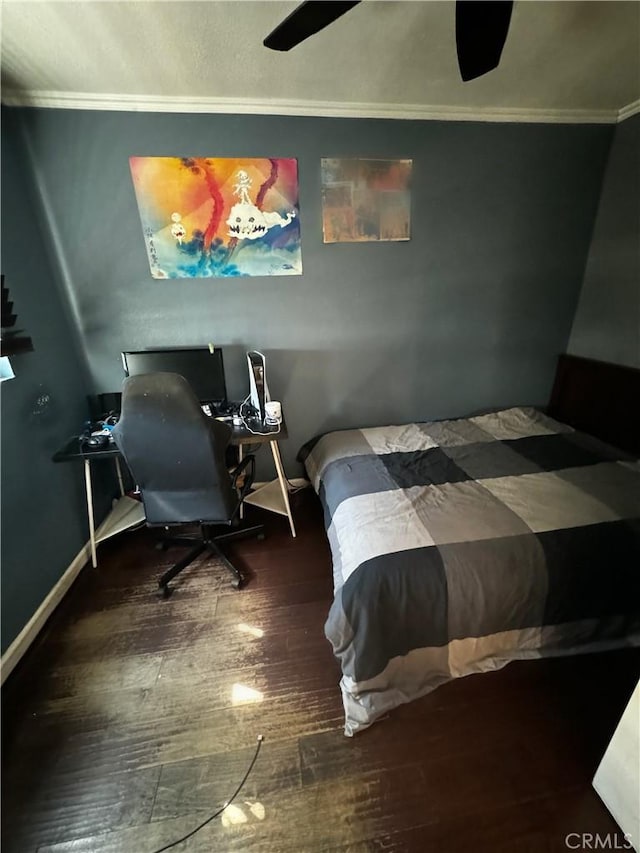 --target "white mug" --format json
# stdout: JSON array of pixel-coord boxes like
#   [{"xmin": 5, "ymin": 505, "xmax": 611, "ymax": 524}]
[{"xmin": 264, "ymin": 401, "xmax": 282, "ymax": 424}]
